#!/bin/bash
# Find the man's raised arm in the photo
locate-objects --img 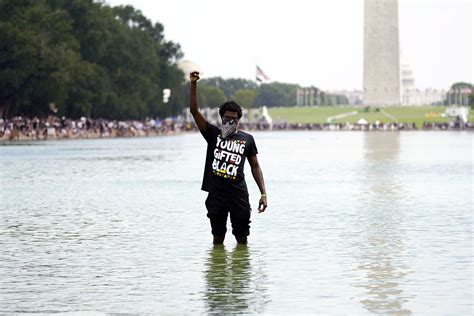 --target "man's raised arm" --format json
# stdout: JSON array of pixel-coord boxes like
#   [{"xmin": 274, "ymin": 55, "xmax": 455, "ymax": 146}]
[{"xmin": 189, "ymin": 71, "xmax": 207, "ymax": 133}]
